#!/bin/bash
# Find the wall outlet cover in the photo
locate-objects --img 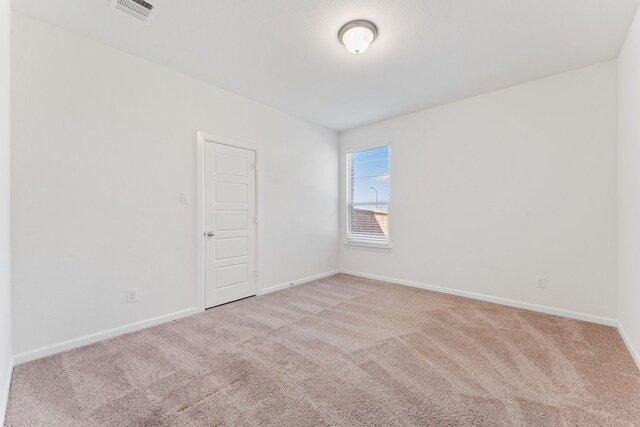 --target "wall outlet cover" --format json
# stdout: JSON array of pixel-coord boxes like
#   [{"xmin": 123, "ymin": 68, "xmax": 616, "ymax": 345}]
[
  {"xmin": 536, "ymin": 276, "xmax": 547, "ymax": 288},
  {"xmin": 126, "ymin": 288, "xmax": 138, "ymax": 303}
]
